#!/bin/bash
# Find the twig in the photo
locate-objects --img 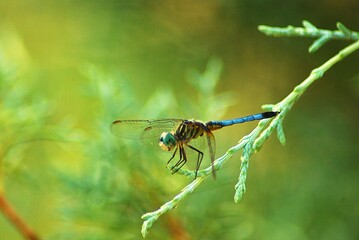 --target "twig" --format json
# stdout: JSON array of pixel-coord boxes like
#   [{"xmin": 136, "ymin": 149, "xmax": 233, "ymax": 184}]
[
  {"xmin": 140, "ymin": 22, "xmax": 359, "ymax": 237},
  {"xmin": 0, "ymin": 192, "xmax": 41, "ymax": 240},
  {"xmin": 236, "ymin": 39, "xmax": 359, "ymax": 201},
  {"xmin": 141, "ymin": 121, "xmax": 270, "ymax": 237},
  {"xmin": 258, "ymin": 20, "xmax": 359, "ymax": 52}
]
